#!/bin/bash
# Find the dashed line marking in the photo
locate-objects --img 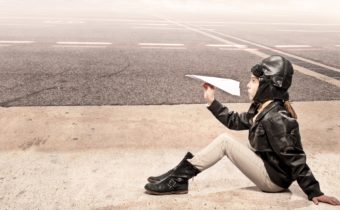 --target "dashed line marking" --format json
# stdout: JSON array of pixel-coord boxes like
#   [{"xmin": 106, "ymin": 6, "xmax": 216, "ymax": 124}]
[
  {"xmin": 0, "ymin": 24, "xmax": 27, "ymax": 26},
  {"xmin": 139, "ymin": 43, "xmax": 184, "ymax": 46},
  {"xmin": 2, "ymin": 17, "xmax": 340, "ymax": 26},
  {"xmin": 140, "ymin": 46, "xmax": 186, "ymax": 50},
  {"xmin": 210, "ymin": 30, "xmax": 340, "ymax": 74},
  {"xmin": 206, "ymin": 44, "xmax": 247, "ymax": 48},
  {"xmin": 44, "ymin": 20, "xmax": 85, "ymax": 24},
  {"xmin": 182, "ymin": 21, "xmax": 225, "ymax": 24},
  {"xmin": 151, "ymin": 16, "xmax": 235, "ymax": 47},
  {"xmin": 132, "ymin": 27, "xmax": 186, "ymax": 30},
  {"xmin": 194, "ymin": 24, "xmax": 225, "ymax": 27},
  {"xmin": 44, "ymin": 20, "xmax": 63, "ymax": 24},
  {"xmin": 283, "ymin": 48, "xmax": 323, "ymax": 51},
  {"xmin": 275, "ymin": 45, "xmax": 311, "ymax": 48},
  {"xmin": 216, "ymin": 22, "xmax": 340, "ymax": 26},
  {"xmin": 87, "ymin": 18, "xmax": 166, "ymax": 23},
  {"xmin": 53, "ymin": 45, "xmax": 107, "ymax": 48},
  {"xmin": 219, "ymin": 48, "xmax": 258, "ymax": 51},
  {"xmin": 156, "ymin": 16, "xmax": 340, "ymax": 88},
  {"xmin": 0, "ymin": 41, "xmax": 35, "ymax": 44},
  {"xmin": 56, "ymin": 42, "xmax": 112, "ymax": 45},
  {"xmin": 276, "ymin": 29, "xmax": 340, "ymax": 33},
  {"xmin": 135, "ymin": 23, "xmax": 170, "ymax": 26}
]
